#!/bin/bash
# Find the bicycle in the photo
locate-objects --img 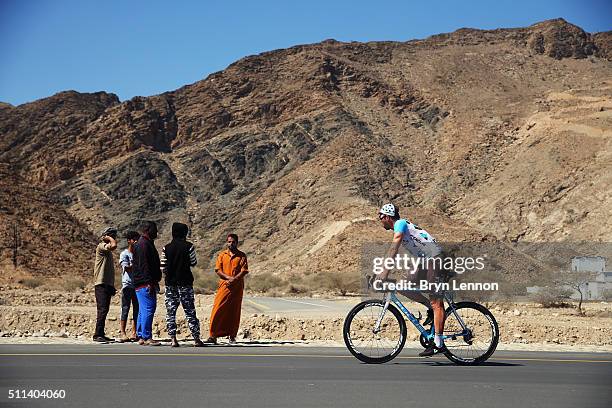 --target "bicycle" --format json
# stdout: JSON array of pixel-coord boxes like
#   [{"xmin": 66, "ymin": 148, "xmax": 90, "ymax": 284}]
[{"xmin": 343, "ymin": 278, "xmax": 499, "ymax": 365}]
